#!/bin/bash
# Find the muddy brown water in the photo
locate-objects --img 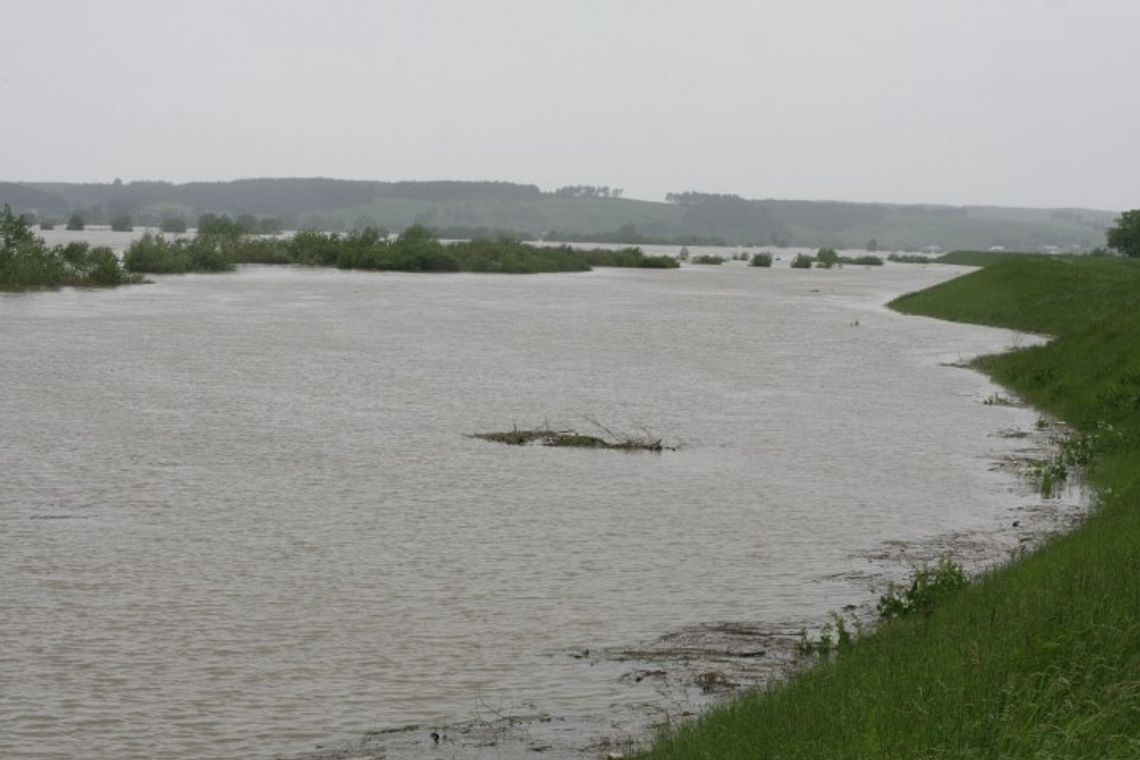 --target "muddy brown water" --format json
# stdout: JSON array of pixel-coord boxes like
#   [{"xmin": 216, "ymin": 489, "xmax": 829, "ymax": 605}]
[{"xmin": 0, "ymin": 261, "xmax": 1086, "ymax": 759}]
